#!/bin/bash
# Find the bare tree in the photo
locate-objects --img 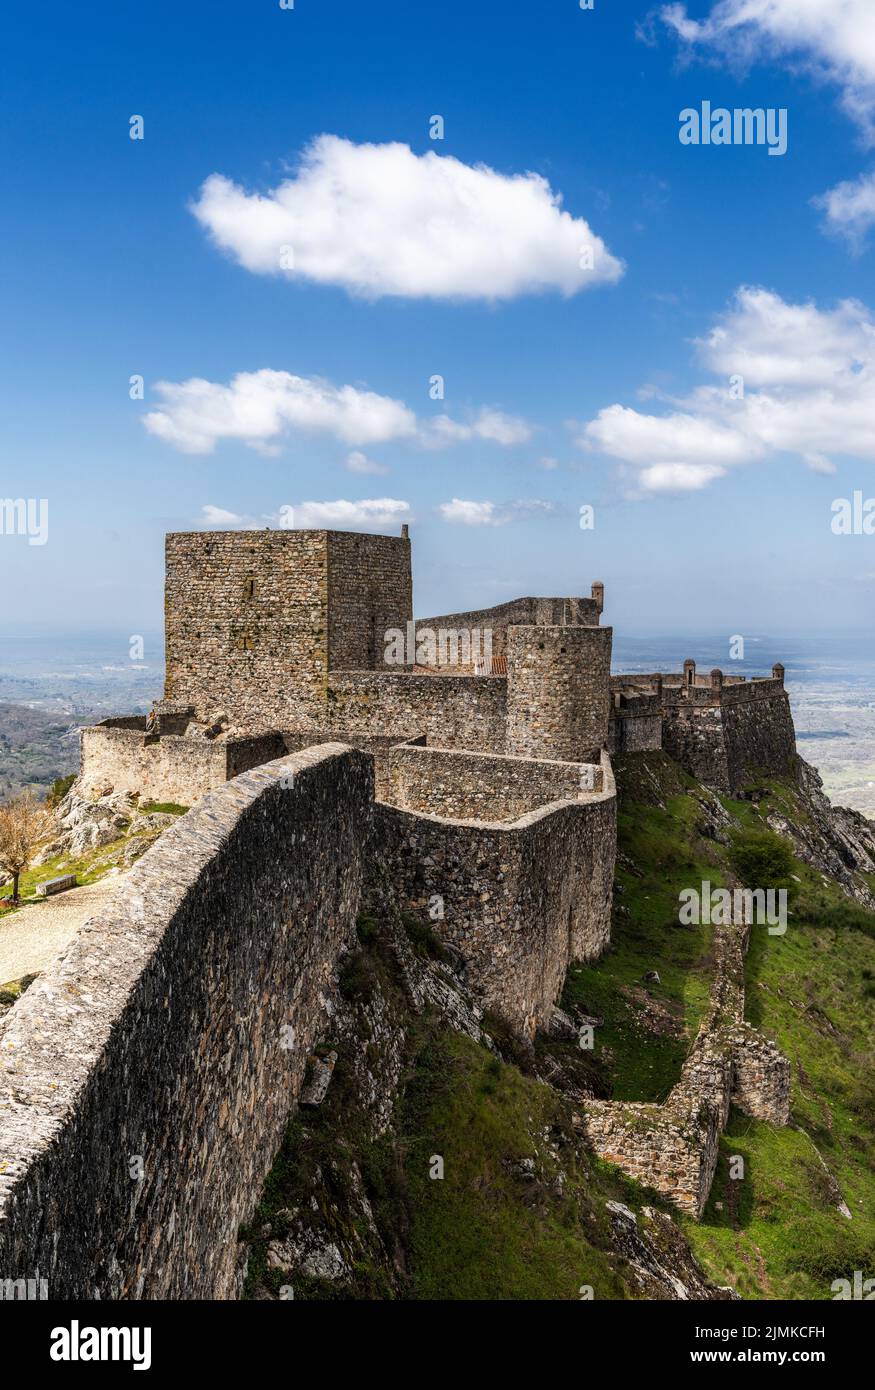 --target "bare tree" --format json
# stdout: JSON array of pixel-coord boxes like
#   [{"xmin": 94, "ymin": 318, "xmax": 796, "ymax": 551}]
[{"xmin": 0, "ymin": 790, "xmax": 54, "ymax": 907}]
